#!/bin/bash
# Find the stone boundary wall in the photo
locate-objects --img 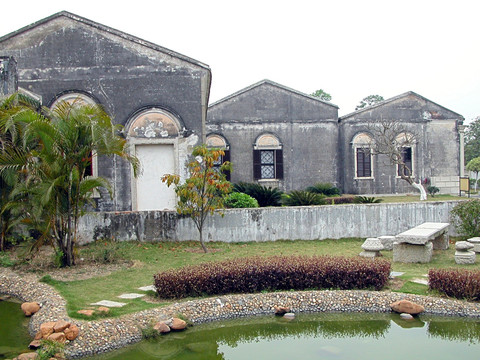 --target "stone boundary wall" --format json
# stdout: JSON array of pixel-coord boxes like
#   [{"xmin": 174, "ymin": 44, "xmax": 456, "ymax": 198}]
[{"xmin": 78, "ymin": 201, "xmax": 465, "ymax": 244}]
